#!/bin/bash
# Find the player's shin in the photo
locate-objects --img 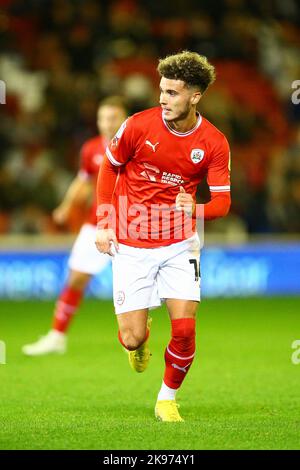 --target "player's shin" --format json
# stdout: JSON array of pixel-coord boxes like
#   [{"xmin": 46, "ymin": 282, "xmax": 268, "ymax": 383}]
[
  {"xmin": 159, "ymin": 318, "xmax": 196, "ymax": 399},
  {"xmin": 52, "ymin": 286, "xmax": 83, "ymax": 333}
]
